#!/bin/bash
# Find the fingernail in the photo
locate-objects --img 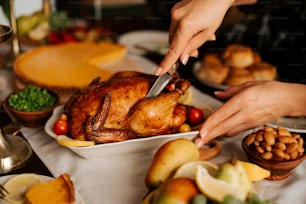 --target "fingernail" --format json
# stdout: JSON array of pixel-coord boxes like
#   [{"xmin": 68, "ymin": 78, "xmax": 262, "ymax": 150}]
[
  {"xmin": 182, "ymin": 55, "xmax": 189, "ymax": 65},
  {"xmin": 154, "ymin": 67, "xmax": 163, "ymax": 75},
  {"xmin": 214, "ymin": 91, "xmax": 222, "ymax": 95},
  {"xmin": 200, "ymin": 128, "xmax": 207, "ymax": 138},
  {"xmin": 195, "ymin": 137, "xmax": 204, "ymax": 148}
]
